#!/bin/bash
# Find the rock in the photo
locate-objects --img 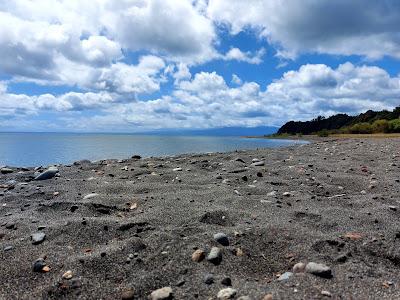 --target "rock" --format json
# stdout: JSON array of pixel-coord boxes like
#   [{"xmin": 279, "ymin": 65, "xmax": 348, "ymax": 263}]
[
  {"xmin": 389, "ymin": 205, "xmax": 397, "ymax": 211},
  {"xmin": 204, "ymin": 273, "xmax": 214, "ymax": 285},
  {"xmin": 235, "ymin": 158, "xmax": 245, "ymax": 163},
  {"xmin": 131, "ymin": 155, "xmax": 141, "ymax": 159},
  {"xmin": 292, "ymin": 262, "xmax": 306, "ymax": 273},
  {"xmin": 121, "ymin": 288, "xmax": 135, "ymax": 300},
  {"xmin": 173, "ymin": 167, "xmax": 182, "ymax": 172},
  {"xmin": 251, "ymin": 161, "xmax": 265, "ymax": 167},
  {"xmin": 150, "ymin": 286, "xmax": 173, "ymax": 300},
  {"xmin": 305, "ymin": 262, "xmax": 332, "ymax": 278},
  {"xmin": 33, "ymin": 258, "xmax": 47, "ymax": 272},
  {"xmin": 62, "ymin": 270, "xmax": 73, "ymax": 279},
  {"xmin": 262, "ymin": 294, "xmax": 273, "ymax": 300},
  {"xmin": 34, "ymin": 167, "xmax": 58, "ymax": 180},
  {"xmin": 321, "ymin": 291, "xmax": 332, "ymax": 297},
  {"xmin": 4, "ymin": 245, "xmax": 13, "ymax": 251},
  {"xmin": 241, "ymin": 175, "xmax": 248, "ymax": 181},
  {"xmin": 217, "ymin": 288, "xmax": 237, "ymax": 299},
  {"xmin": 257, "ymin": 172, "xmax": 263, "ymax": 177},
  {"xmin": 0, "ymin": 168, "xmax": 13, "ymax": 174},
  {"xmin": 237, "ymin": 297, "xmax": 252, "ymax": 300},
  {"xmin": 277, "ymin": 272, "xmax": 293, "ymax": 281},
  {"xmin": 214, "ymin": 232, "xmax": 229, "ymax": 246},
  {"xmin": 207, "ymin": 247, "xmax": 222, "ymax": 265},
  {"xmin": 267, "ymin": 191, "xmax": 277, "ymax": 197},
  {"xmin": 31, "ymin": 232, "xmax": 46, "ymax": 245},
  {"xmin": 5, "ymin": 223, "xmax": 16, "ymax": 229},
  {"xmin": 283, "ymin": 192, "xmax": 292, "ymax": 197},
  {"xmin": 192, "ymin": 249, "xmax": 205, "ymax": 262},
  {"xmin": 221, "ymin": 277, "xmax": 232, "ymax": 286},
  {"xmin": 83, "ymin": 193, "xmax": 98, "ymax": 200}
]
